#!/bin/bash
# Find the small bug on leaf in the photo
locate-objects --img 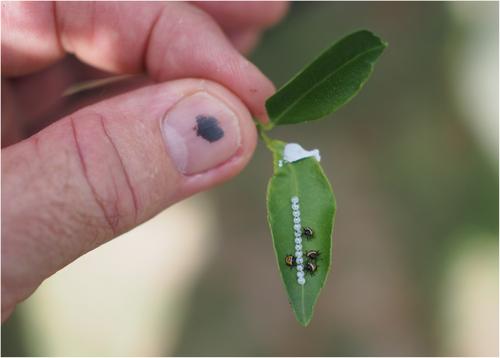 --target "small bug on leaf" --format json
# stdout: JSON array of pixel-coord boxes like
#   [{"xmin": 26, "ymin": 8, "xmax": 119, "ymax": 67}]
[
  {"xmin": 305, "ymin": 262, "xmax": 317, "ymax": 274},
  {"xmin": 303, "ymin": 226, "xmax": 314, "ymax": 239},
  {"xmin": 285, "ymin": 255, "xmax": 297, "ymax": 267},
  {"xmin": 306, "ymin": 250, "xmax": 320, "ymax": 260}
]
